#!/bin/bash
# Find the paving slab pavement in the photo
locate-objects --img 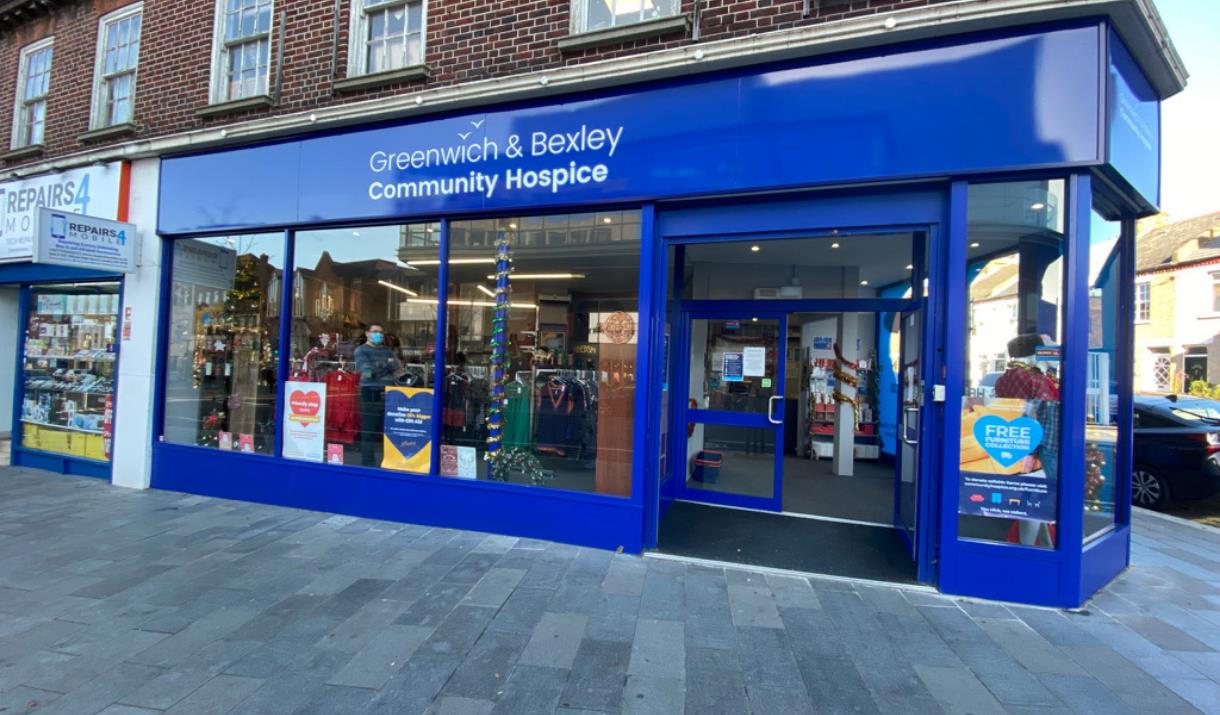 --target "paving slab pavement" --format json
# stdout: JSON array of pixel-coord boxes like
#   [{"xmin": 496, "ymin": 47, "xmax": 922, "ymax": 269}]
[{"xmin": 1, "ymin": 466, "xmax": 1219, "ymax": 714}]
